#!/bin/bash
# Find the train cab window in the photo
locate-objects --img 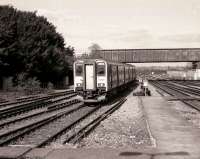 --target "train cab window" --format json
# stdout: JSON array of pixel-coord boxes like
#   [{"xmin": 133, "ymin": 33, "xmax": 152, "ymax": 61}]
[
  {"xmin": 97, "ymin": 62, "xmax": 105, "ymax": 76},
  {"xmin": 75, "ymin": 64, "xmax": 83, "ymax": 76}
]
